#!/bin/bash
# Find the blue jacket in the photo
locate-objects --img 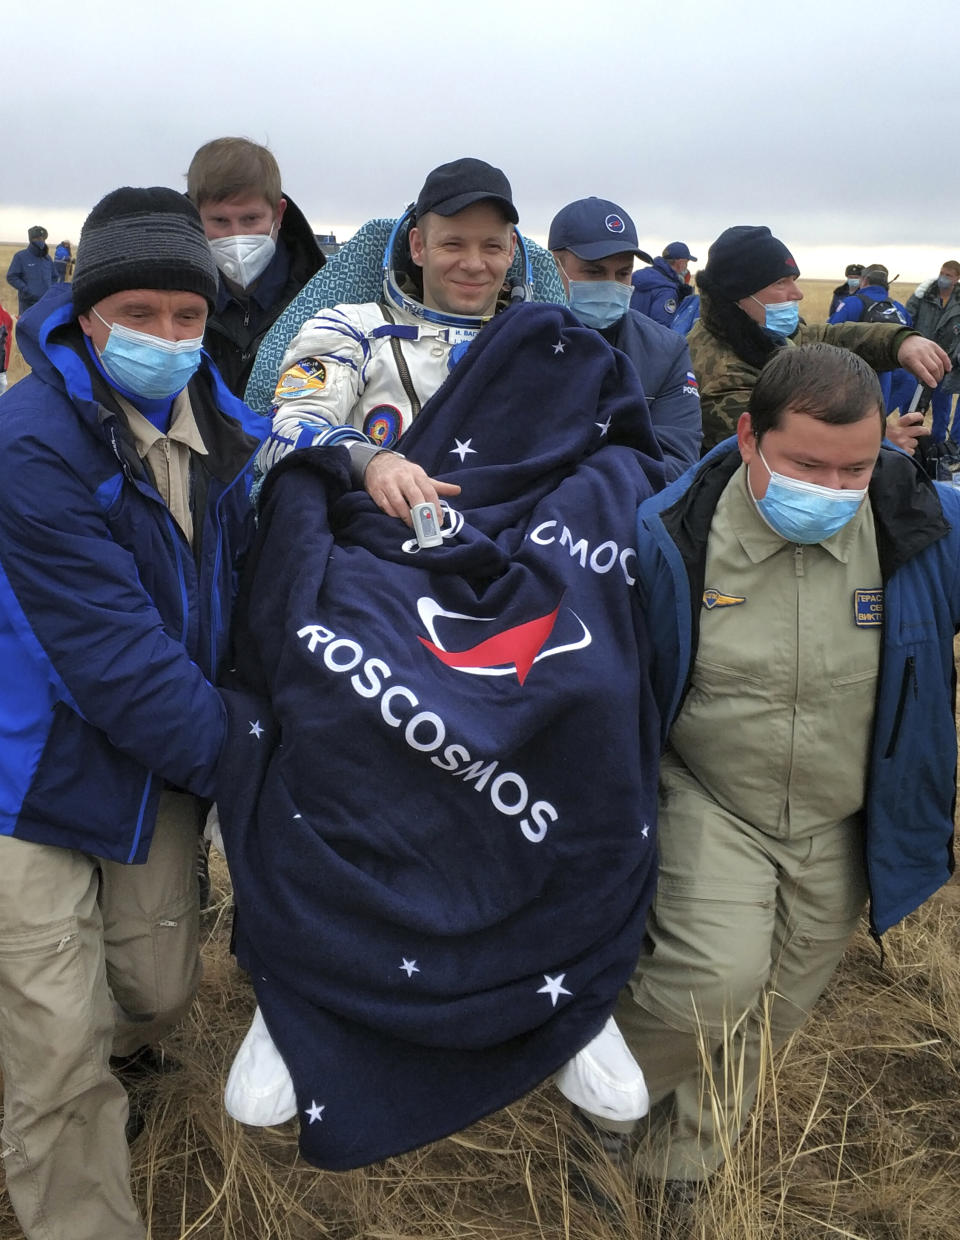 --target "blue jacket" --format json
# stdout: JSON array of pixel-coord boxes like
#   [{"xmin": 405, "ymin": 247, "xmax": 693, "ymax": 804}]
[
  {"xmin": 630, "ymin": 257, "xmax": 692, "ymax": 326},
  {"xmin": 600, "ymin": 309, "xmax": 702, "ymax": 479},
  {"xmin": 828, "ymin": 288, "xmax": 912, "ymax": 407},
  {"xmin": 0, "ymin": 285, "xmax": 270, "ymax": 863},
  {"xmin": 828, "ymin": 285, "xmax": 911, "ymax": 328},
  {"xmin": 670, "ymin": 293, "xmax": 700, "ymax": 337},
  {"xmin": 634, "ymin": 439, "xmax": 959, "ymax": 937},
  {"xmin": 6, "ymin": 241, "xmax": 58, "ymax": 313}
]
